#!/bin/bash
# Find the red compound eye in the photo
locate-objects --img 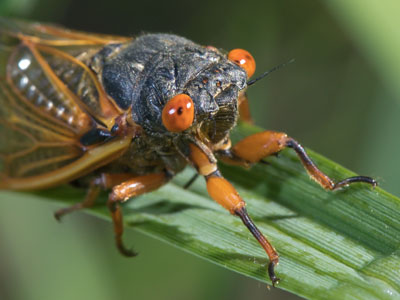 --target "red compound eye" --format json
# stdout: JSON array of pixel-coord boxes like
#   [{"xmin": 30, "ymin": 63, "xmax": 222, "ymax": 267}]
[
  {"xmin": 162, "ymin": 94, "xmax": 194, "ymax": 132},
  {"xmin": 228, "ymin": 48, "xmax": 256, "ymax": 78}
]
